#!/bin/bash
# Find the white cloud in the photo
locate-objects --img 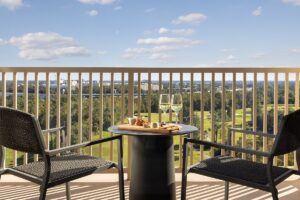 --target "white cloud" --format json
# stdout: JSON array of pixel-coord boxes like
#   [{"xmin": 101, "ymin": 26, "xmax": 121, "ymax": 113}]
[
  {"xmin": 171, "ymin": 29, "xmax": 195, "ymax": 35},
  {"xmin": 151, "ymin": 45, "xmax": 179, "ymax": 52},
  {"xmin": 158, "ymin": 27, "xmax": 195, "ymax": 36},
  {"xmin": 252, "ymin": 6, "xmax": 262, "ymax": 16},
  {"xmin": 149, "ymin": 53, "xmax": 172, "ymax": 61},
  {"xmin": 0, "ymin": 38, "xmax": 6, "ymax": 45},
  {"xmin": 227, "ymin": 55, "xmax": 235, "ymax": 60},
  {"xmin": 221, "ymin": 48, "xmax": 236, "ymax": 52},
  {"xmin": 159, "ymin": 28, "xmax": 169, "ymax": 34},
  {"xmin": 143, "ymin": 30, "xmax": 152, "ymax": 35},
  {"xmin": 122, "ymin": 45, "xmax": 181, "ymax": 59},
  {"xmin": 122, "ymin": 48, "xmax": 150, "ymax": 59},
  {"xmin": 291, "ymin": 48, "xmax": 300, "ymax": 53},
  {"xmin": 97, "ymin": 50, "xmax": 107, "ymax": 55},
  {"xmin": 8, "ymin": 32, "xmax": 89, "ymax": 60},
  {"xmin": 114, "ymin": 6, "xmax": 122, "ymax": 11},
  {"xmin": 217, "ymin": 55, "xmax": 239, "ymax": 65},
  {"xmin": 172, "ymin": 13, "xmax": 207, "ymax": 25},
  {"xmin": 145, "ymin": 8, "xmax": 156, "ymax": 13},
  {"xmin": 87, "ymin": 10, "xmax": 98, "ymax": 16},
  {"xmin": 0, "ymin": 0, "xmax": 23, "ymax": 10},
  {"xmin": 124, "ymin": 48, "xmax": 149, "ymax": 54},
  {"xmin": 123, "ymin": 36, "xmax": 203, "ymax": 60},
  {"xmin": 252, "ymin": 53, "xmax": 266, "ymax": 59},
  {"xmin": 137, "ymin": 37, "xmax": 203, "ymax": 46},
  {"xmin": 282, "ymin": 0, "xmax": 300, "ymax": 6},
  {"xmin": 78, "ymin": 0, "xmax": 115, "ymax": 5}
]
